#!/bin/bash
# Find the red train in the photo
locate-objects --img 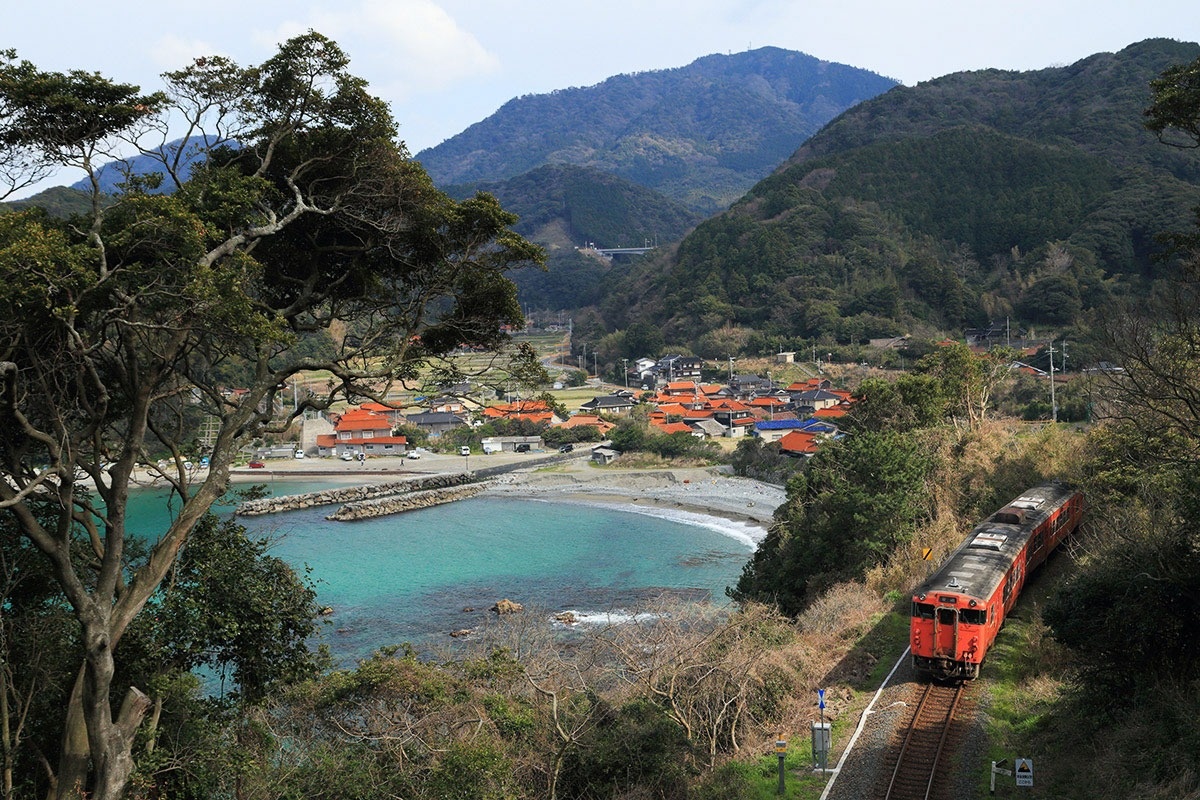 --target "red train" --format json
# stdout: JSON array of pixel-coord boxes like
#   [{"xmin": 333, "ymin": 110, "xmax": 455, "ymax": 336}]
[{"xmin": 910, "ymin": 482, "xmax": 1084, "ymax": 680}]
